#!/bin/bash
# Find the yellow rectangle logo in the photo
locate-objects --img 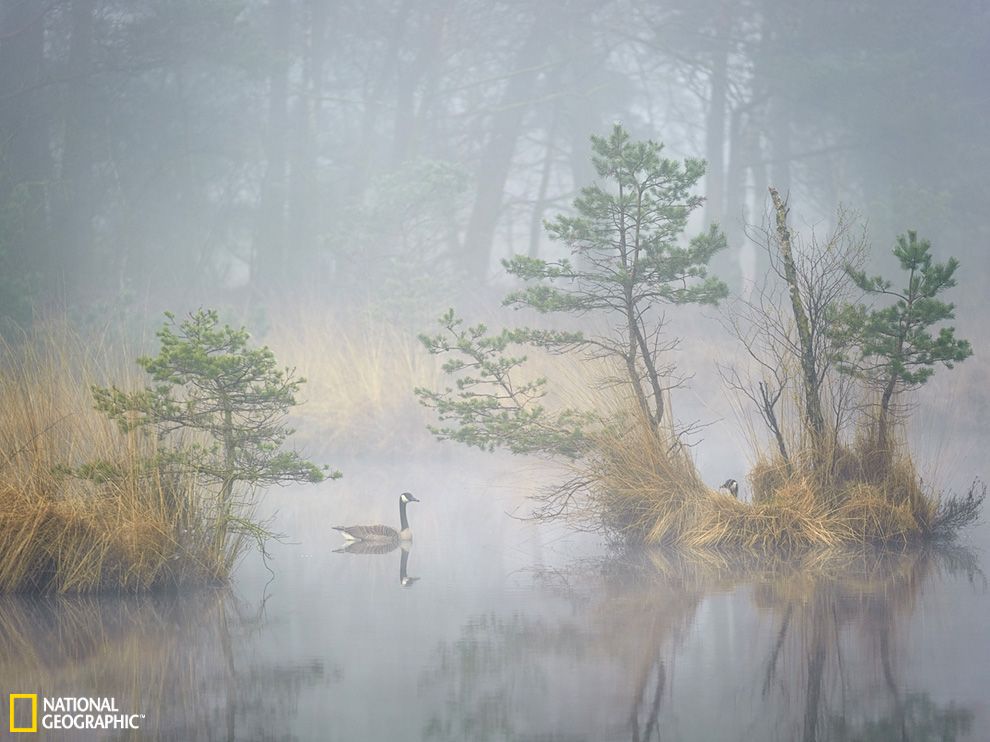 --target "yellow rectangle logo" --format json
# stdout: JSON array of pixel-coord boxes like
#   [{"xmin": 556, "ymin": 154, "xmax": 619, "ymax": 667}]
[{"xmin": 9, "ymin": 694, "xmax": 38, "ymax": 733}]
